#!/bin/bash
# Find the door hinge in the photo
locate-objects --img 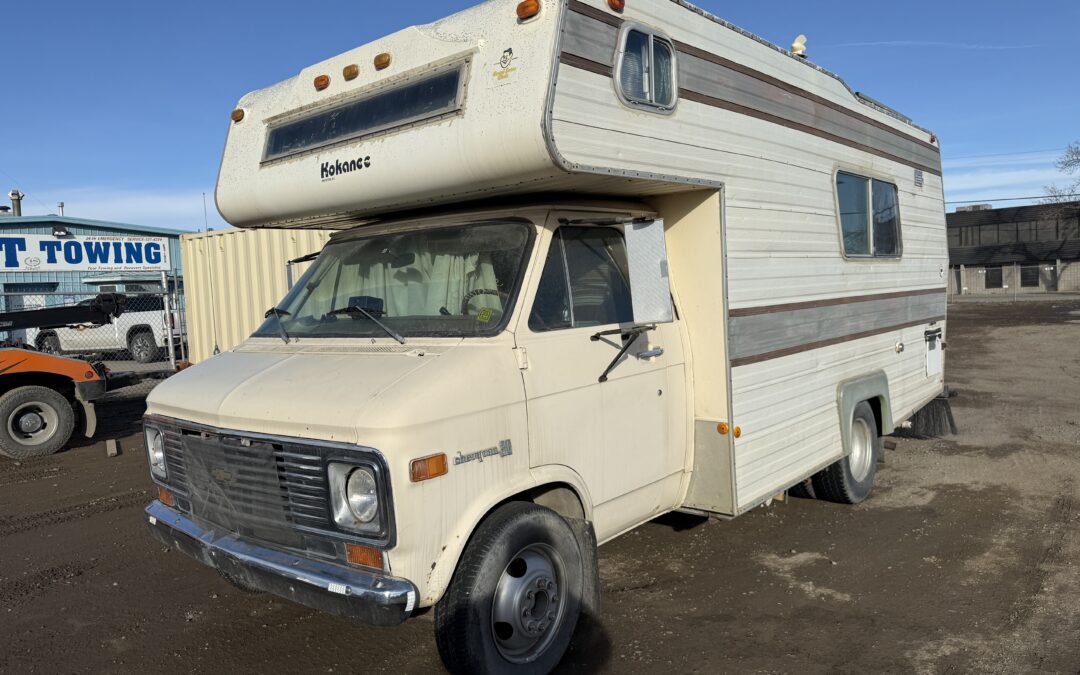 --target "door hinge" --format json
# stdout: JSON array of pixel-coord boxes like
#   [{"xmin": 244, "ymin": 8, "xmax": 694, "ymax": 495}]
[{"xmin": 513, "ymin": 347, "xmax": 529, "ymax": 370}]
